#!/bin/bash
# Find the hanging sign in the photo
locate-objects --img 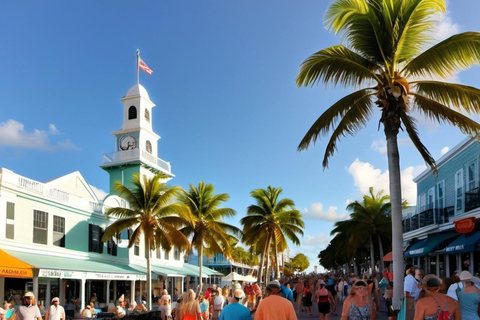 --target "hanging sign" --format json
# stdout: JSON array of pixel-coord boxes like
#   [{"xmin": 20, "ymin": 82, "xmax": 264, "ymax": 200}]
[{"xmin": 454, "ymin": 217, "xmax": 476, "ymax": 233}]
